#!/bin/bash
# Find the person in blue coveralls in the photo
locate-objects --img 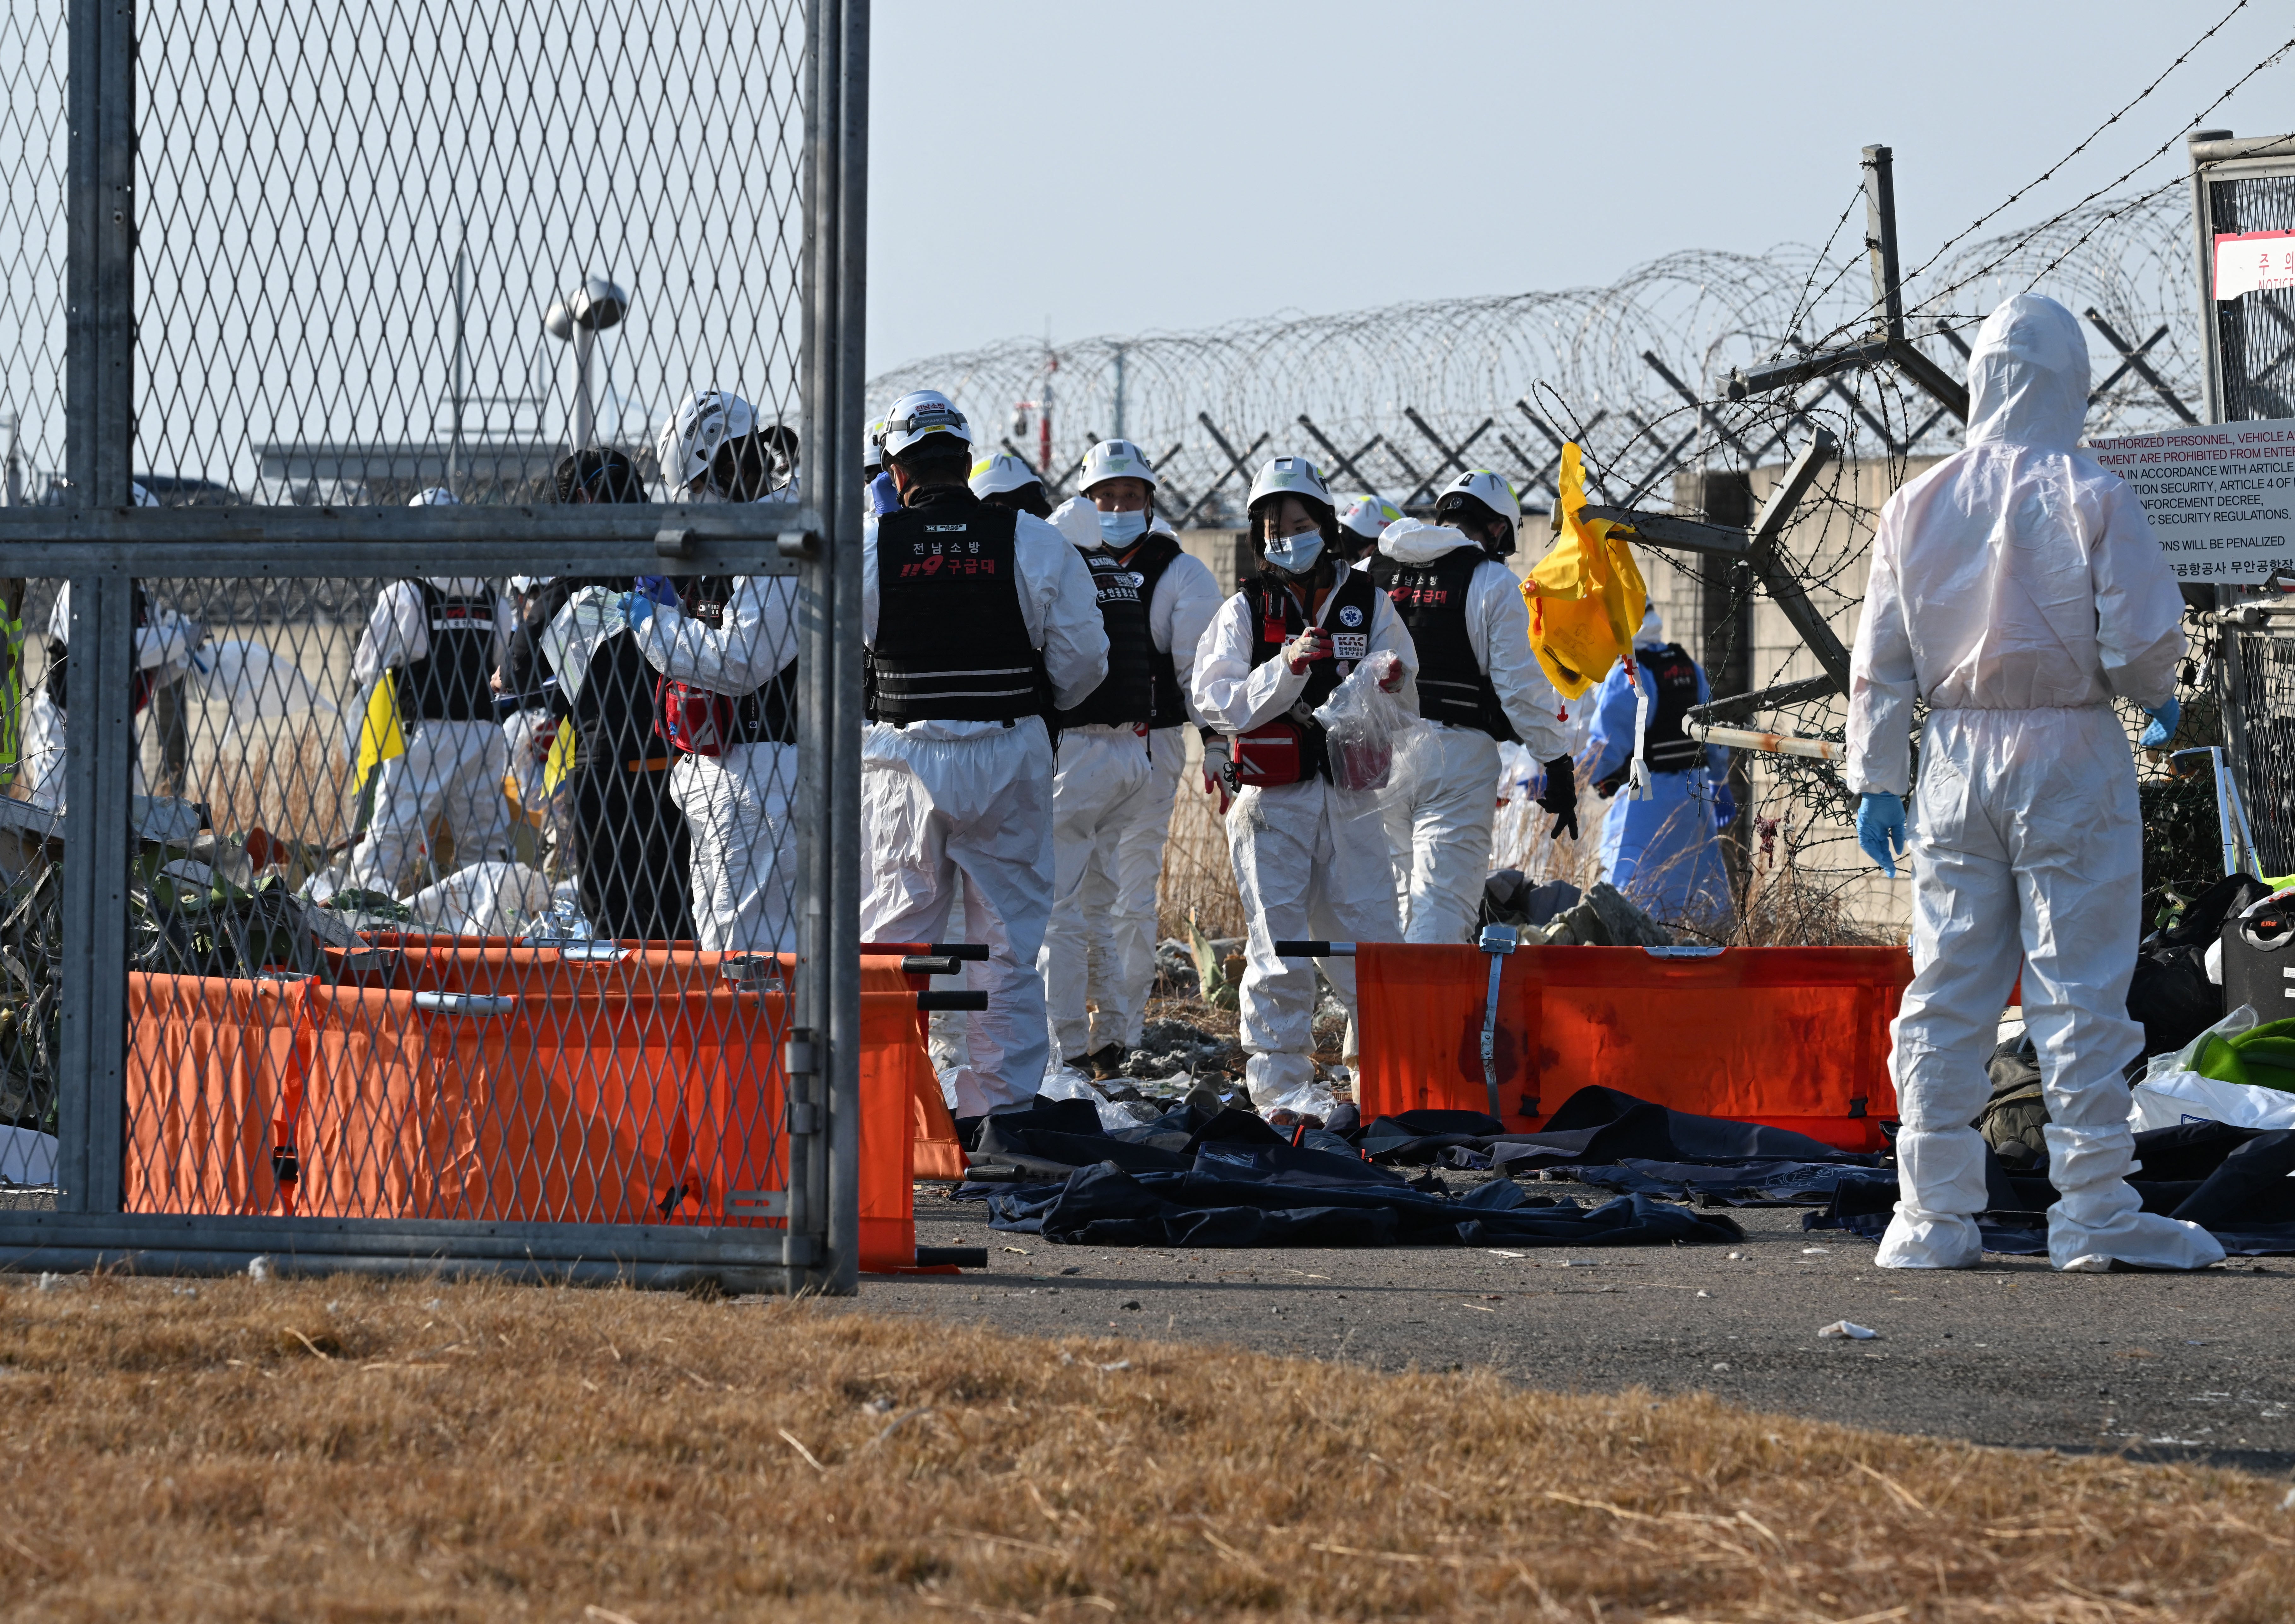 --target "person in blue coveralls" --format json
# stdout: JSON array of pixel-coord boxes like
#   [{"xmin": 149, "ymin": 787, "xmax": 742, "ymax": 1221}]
[{"xmin": 1583, "ymin": 604, "xmax": 1736, "ymax": 929}]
